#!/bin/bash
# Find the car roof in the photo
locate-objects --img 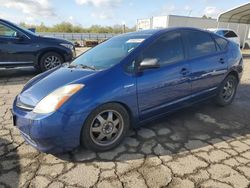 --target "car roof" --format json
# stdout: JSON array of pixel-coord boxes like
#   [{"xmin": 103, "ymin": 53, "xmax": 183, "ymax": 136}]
[
  {"xmin": 122, "ymin": 27, "xmax": 209, "ymax": 38},
  {"xmin": 0, "ymin": 19, "xmax": 13, "ymax": 25},
  {"xmin": 207, "ymin": 28, "xmax": 236, "ymax": 32}
]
